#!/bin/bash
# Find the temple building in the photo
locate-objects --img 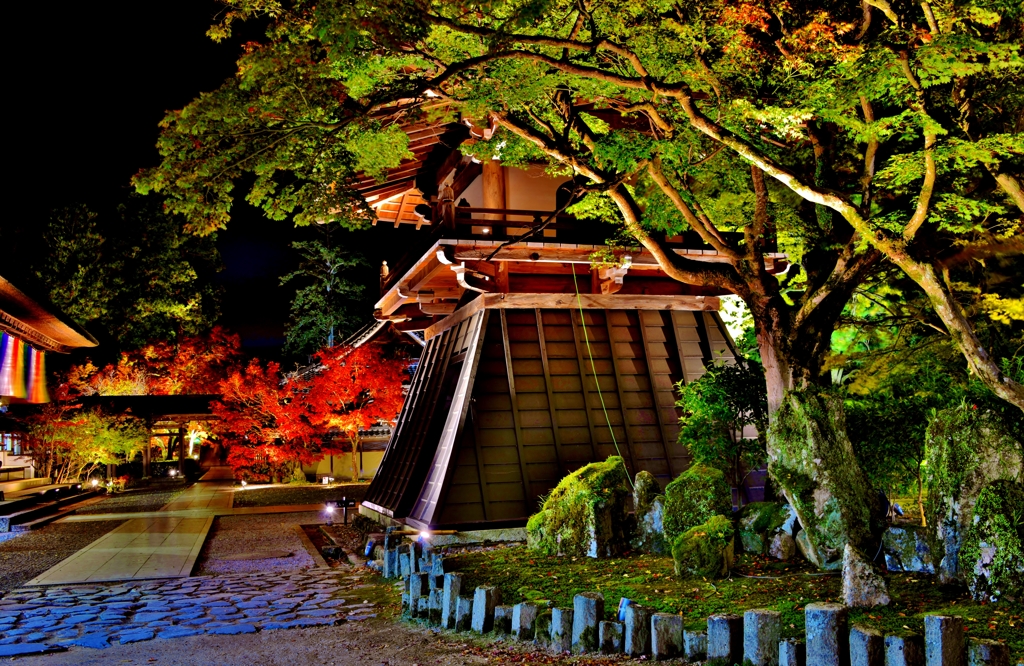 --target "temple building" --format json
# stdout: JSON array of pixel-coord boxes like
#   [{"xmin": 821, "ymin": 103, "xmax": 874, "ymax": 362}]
[
  {"xmin": 0, "ymin": 276, "xmax": 98, "ymax": 485},
  {"xmin": 358, "ymin": 109, "xmax": 785, "ymax": 531}
]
